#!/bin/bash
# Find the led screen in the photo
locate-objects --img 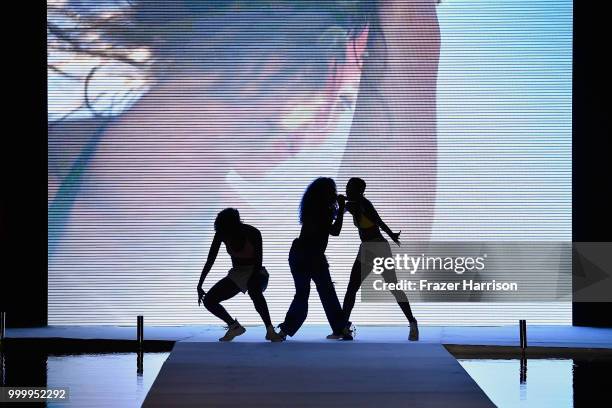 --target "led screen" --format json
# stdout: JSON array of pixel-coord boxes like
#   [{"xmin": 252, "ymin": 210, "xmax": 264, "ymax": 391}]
[{"xmin": 48, "ymin": 0, "xmax": 572, "ymax": 325}]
